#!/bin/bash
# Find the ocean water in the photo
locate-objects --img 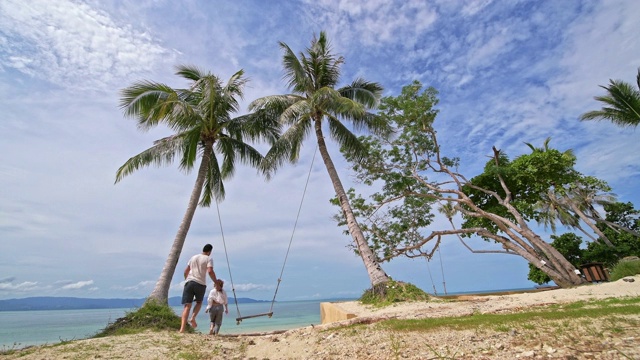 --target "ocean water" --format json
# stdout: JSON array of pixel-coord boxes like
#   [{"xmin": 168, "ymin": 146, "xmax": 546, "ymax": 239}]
[{"xmin": 0, "ymin": 300, "xmax": 324, "ymax": 350}]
